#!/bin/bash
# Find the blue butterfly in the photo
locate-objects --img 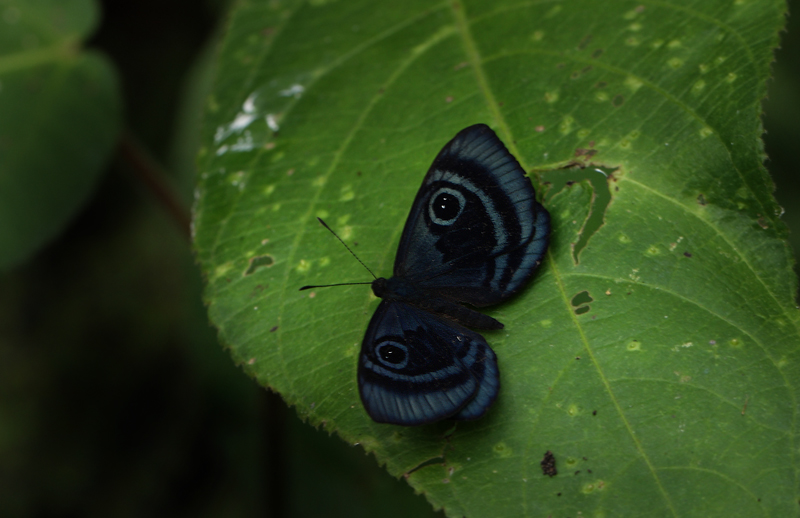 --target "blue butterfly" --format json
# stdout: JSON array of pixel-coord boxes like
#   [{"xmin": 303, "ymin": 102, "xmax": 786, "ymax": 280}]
[{"xmin": 307, "ymin": 124, "xmax": 550, "ymax": 426}]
